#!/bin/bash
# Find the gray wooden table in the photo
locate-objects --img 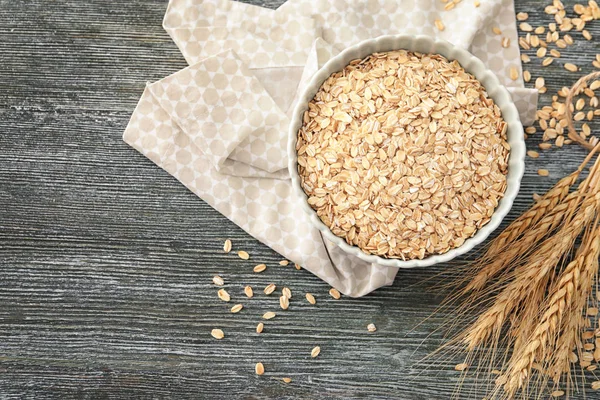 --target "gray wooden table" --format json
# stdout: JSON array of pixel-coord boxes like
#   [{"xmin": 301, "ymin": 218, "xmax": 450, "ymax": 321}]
[{"xmin": 1, "ymin": 1, "xmax": 598, "ymax": 398}]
